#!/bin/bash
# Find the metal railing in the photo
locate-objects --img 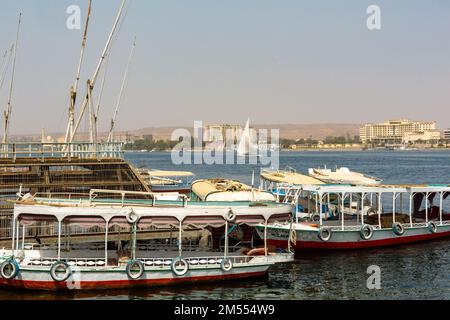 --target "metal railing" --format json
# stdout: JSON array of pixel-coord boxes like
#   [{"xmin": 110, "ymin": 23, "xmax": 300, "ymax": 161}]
[
  {"xmin": 0, "ymin": 142, "xmax": 124, "ymax": 160},
  {"xmin": 24, "ymin": 255, "xmax": 255, "ymax": 269}
]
